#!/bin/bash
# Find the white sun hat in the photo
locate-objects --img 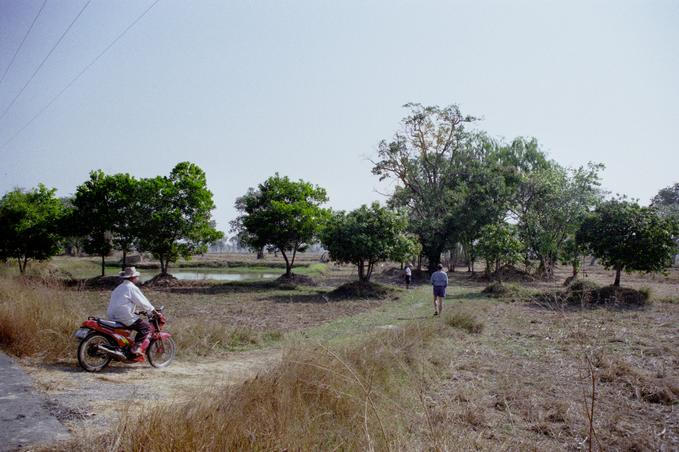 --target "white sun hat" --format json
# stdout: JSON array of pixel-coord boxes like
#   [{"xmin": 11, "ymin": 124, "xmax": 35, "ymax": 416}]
[{"xmin": 119, "ymin": 266, "xmax": 141, "ymax": 279}]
